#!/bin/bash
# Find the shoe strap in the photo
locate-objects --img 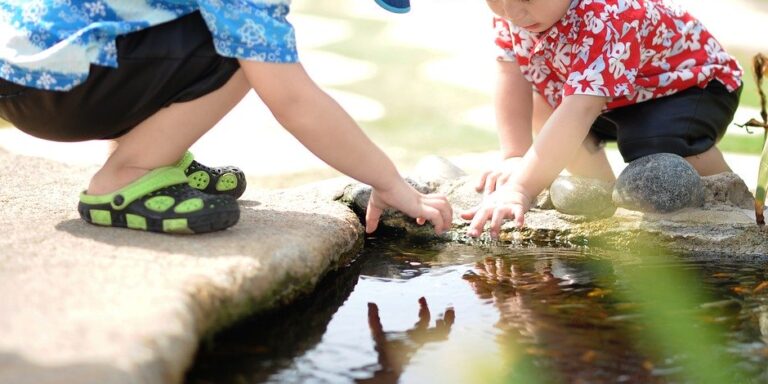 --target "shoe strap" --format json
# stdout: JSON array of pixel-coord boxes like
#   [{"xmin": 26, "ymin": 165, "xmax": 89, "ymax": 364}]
[
  {"xmin": 175, "ymin": 151, "xmax": 195, "ymax": 170},
  {"xmin": 80, "ymin": 167, "xmax": 190, "ymax": 210}
]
